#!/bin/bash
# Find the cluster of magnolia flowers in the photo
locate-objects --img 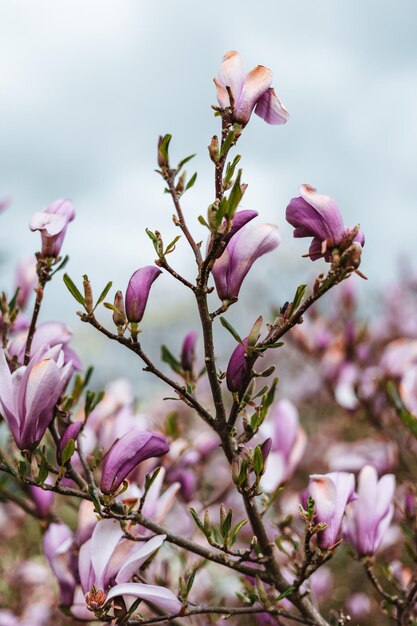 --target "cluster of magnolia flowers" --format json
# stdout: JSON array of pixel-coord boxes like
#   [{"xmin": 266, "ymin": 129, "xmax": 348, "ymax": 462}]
[{"xmin": 3, "ymin": 50, "xmax": 415, "ymax": 626}]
